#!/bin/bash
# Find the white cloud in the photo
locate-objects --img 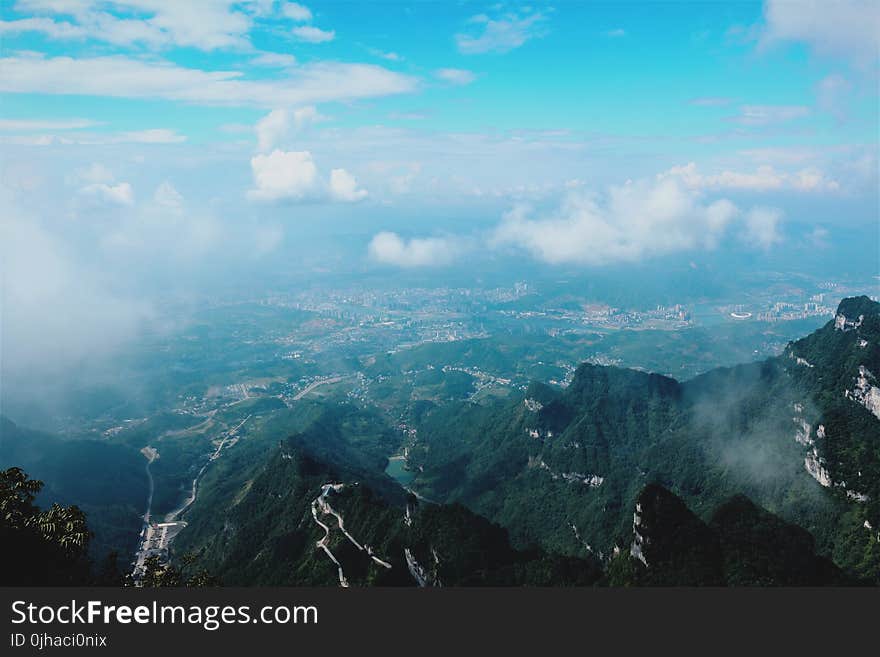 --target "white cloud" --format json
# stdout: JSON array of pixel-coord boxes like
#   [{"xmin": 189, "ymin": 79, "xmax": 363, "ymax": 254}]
[
  {"xmin": 729, "ymin": 104, "xmax": 810, "ymax": 126},
  {"xmin": 0, "ymin": 53, "xmax": 418, "ymax": 108},
  {"xmin": 368, "ymin": 48, "xmax": 402, "ymax": 62},
  {"xmin": 98, "ymin": 196, "xmax": 221, "ymax": 260},
  {"xmin": 153, "ymin": 181, "xmax": 184, "ymax": 213},
  {"xmin": 0, "ymin": 17, "xmax": 88, "ymax": 40},
  {"xmin": 605, "ymin": 28, "xmax": 626, "ymax": 38},
  {"xmin": 743, "ymin": 207, "xmax": 784, "ymax": 249},
  {"xmin": 243, "ymin": 0, "xmax": 278, "ymax": 18},
  {"xmin": 282, "ymin": 2, "xmax": 313, "ymax": 22},
  {"xmin": 455, "ymin": 10, "xmax": 548, "ymax": 54},
  {"xmin": 662, "ymin": 162, "xmax": 784, "ymax": 191},
  {"xmin": 277, "ymin": 3, "xmax": 334, "ymax": 45},
  {"xmin": 844, "ymin": 149, "xmax": 879, "ymax": 188},
  {"xmin": 388, "ymin": 163, "xmax": 422, "ymax": 195},
  {"xmin": 0, "ymin": 117, "xmax": 99, "ymax": 131},
  {"xmin": 368, "ymin": 232, "xmax": 461, "ymax": 267},
  {"xmin": 329, "ymin": 168, "xmax": 368, "ymax": 202},
  {"xmin": 761, "ymin": 0, "xmax": 880, "ymax": 65},
  {"xmin": 248, "ymin": 149, "xmax": 318, "ymax": 201},
  {"xmin": 256, "ymin": 109, "xmax": 291, "ymax": 153},
  {"xmin": 490, "ymin": 177, "xmax": 746, "ymax": 265},
  {"xmin": 79, "ymin": 181, "xmax": 135, "ymax": 206},
  {"xmin": 255, "ymin": 105, "xmax": 323, "ymax": 152},
  {"xmin": 108, "ymin": 129, "xmax": 186, "ymax": 144},
  {"xmin": 4, "ymin": 1, "xmax": 254, "ymax": 51},
  {"xmin": 251, "ymin": 52, "xmax": 297, "ymax": 68},
  {"xmin": 292, "ymin": 25, "xmax": 335, "ymax": 43},
  {"xmin": 791, "ymin": 168, "xmax": 840, "ymax": 192},
  {"xmin": 0, "ymin": 134, "xmax": 55, "ymax": 146},
  {"xmin": 1, "ymin": 201, "xmax": 151, "ymax": 377},
  {"xmin": 736, "ymin": 147, "xmax": 819, "ymax": 166},
  {"xmin": 292, "ymin": 105, "xmax": 323, "ymax": 129},
  {"xmin": 248, "ymin": 149, "xmax": 369, "ymax": 203},
  {"xmin": 435, "ymin": 68, "xmax": 477, "ymax": 85},
  {"xmin": 73, "ymin": 163, "xmax": 115, "ymax": 184},
  {"xmin": 660, "ymin": 162, "xmax": 840, "ymax": 192},
  {"xmin": 0, "ymin": 128, "xmax": 186, "ymax": 146}
]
